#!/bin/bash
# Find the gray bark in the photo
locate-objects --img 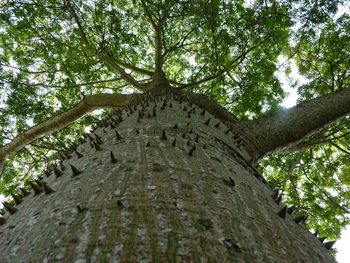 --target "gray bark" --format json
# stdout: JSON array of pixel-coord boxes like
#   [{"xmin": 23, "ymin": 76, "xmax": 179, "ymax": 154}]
[
  {"xmin": 0, "ymin": 93, "xmax": 134, "ymax": 170},
  {"xmin": 236, "ymin": 87, "xmax": 350, "ymax": 162},
  {"xmin": 0, "ymin": 94, "xmax": 336, "ymax": 262}
]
